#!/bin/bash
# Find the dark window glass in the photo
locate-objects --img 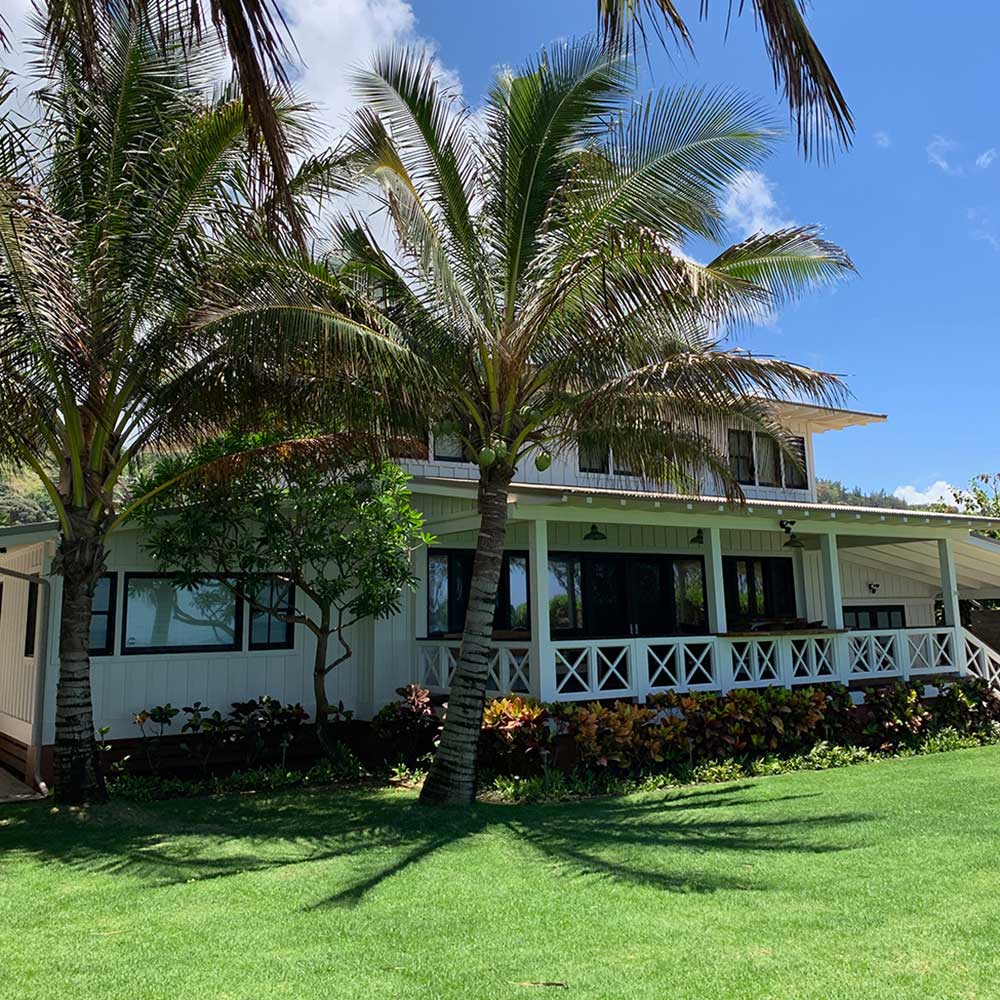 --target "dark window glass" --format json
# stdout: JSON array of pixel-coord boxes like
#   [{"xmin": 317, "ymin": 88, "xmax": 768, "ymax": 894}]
[
  {"xmin": 673, "ymin": 558, "xmax": 707, "ymax": 631},
  {"xmin": 249, "ymin": 578, "xmax": 295, "ymax": 650},
  {"xmin": 426, "ymin": 551, "xmax": 528, "ymax": 636},
  {"xmin": 24, "ymin": 581, "xmax": 38, "ymax": 657},
  {"xmin": 843, "ymin": 605, "xmax": 906, "ymax": 631},
  {"xmin": 583, "ymin": 557, "xmax": 628, "ymax": 637},
  {"xmin": 578, "ymin": 441, "xmax": 609, "ymax": 474},
  {"xmin": 428, "ymin": 553, "xmax": 450, "ymax": 634},
  {"xmin": 783, "ymin": 436, "xmax": 808, "ymax": 489},
  {"xmin": 122, "ymin": 575, "xmax": 241, "ymax": 654},
  {"xmin": 433, "ymin": 432, "xmax": 469, "ymax": 462},
  {"xmin": 89, "ymin": 574, "xmax": 118, "ymax": 656},
  {"xmin": 755, "ymin": 434, "xmax": 781, "ymax": 487},
  {"xmin": 728, "ymin": 430, "xmax": 755, "ymax": 485},
  {"xmin": 723, "ymin": 556, "xmax": 796, "ymax": 623},
  {"xmin": 549, "ymin": 555, "xmax": 583, "ymax": 633},
  {"xmin": 507, "ymin": 556, "xmax": 530, "ymax": 631}
]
